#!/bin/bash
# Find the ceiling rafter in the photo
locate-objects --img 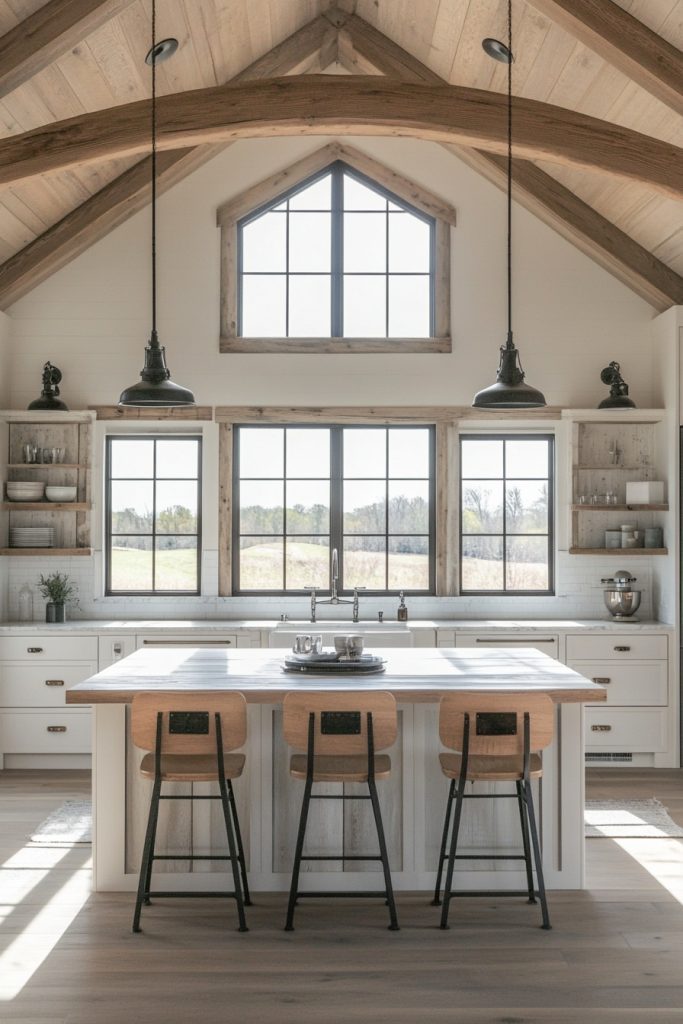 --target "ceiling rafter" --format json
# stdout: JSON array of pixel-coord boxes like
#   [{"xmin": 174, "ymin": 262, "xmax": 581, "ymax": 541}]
[
  {"xmin": 0, "ymin": 76, "xmax": 679, "ymax": 195},
  {"xmin": 336, "ymin": 10, "xmax": 683, "ymax": 312},
  {"xmin": 524, "ymin": 0, "xmax": 683, "ymax": 118},
  {"xmin": 0, "ymin": 0, "xmax": 136, "ymax": 99},
  {"xmin": 0, "ymin": 12, "xmax": 333, "ymax": 309}
]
